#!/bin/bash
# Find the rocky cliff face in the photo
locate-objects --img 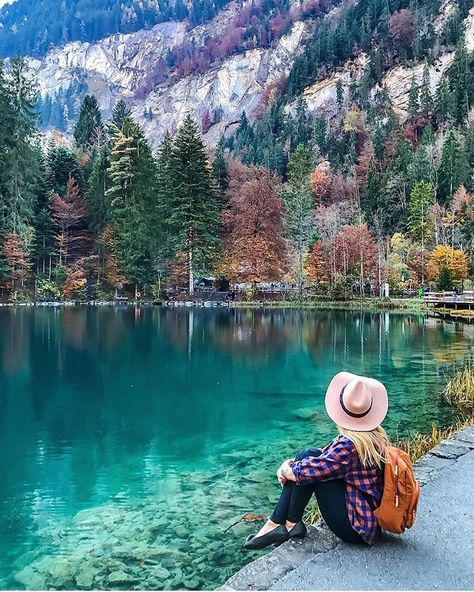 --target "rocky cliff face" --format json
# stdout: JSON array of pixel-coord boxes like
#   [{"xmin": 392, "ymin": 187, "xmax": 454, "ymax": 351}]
[
  {"xmin": 133, "ymin": 21, "xmax": 307, "ymax": 146},
  {"xmin": 27, "ymin": 0, "xmax": 308, "ymax": 146},
  {"xmin": 289, "ymin": 4, "xmax": 474, "ymax": 123},
  {"xmin": 25, "ymin": 0, "xmax": 474, "ymax": 148}
]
